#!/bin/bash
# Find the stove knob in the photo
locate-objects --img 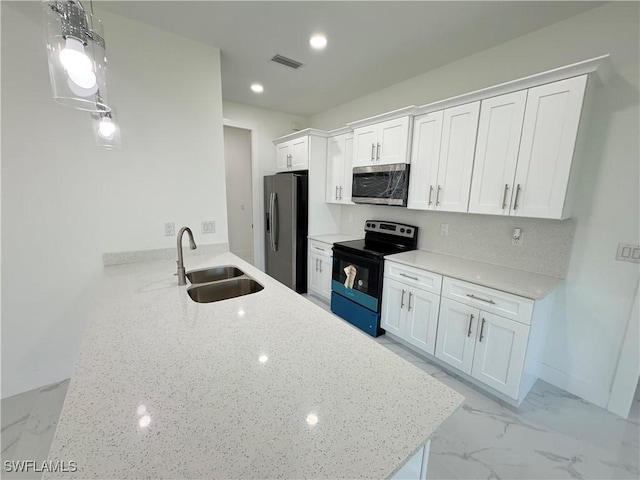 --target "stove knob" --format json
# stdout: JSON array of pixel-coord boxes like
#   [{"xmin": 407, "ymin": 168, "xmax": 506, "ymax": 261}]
[
  {"xmin": 406, "ymin": 229, "xmax": 412, "ymax": 234},
  {"xmin": 371, "ymin": 223, "xmax": 376, "ymax": 228},
  {"xmin": 366, "ymin": 223, "xmax": 371, "ymax": 228},
  {"xmin": 400, "ymin": 228, "xmax": 405, "ymax": 233}
]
